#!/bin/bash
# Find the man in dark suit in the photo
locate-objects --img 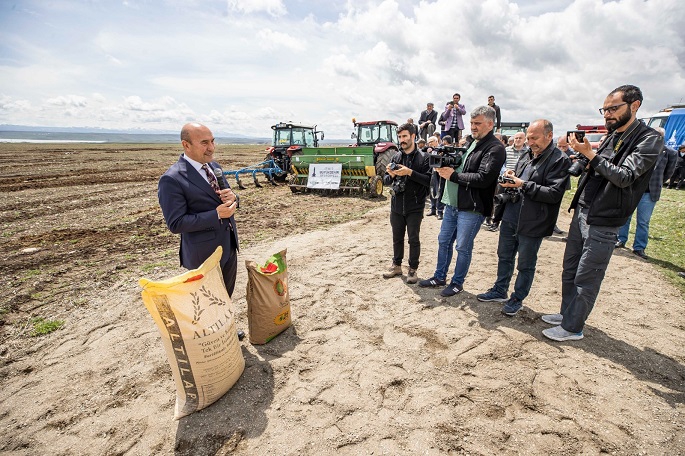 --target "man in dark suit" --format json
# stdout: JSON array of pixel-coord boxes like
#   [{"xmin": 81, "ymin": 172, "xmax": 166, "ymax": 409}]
[{"xmin": 158, "ymin": 122, "xmax": 240, "ymax": 296}]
